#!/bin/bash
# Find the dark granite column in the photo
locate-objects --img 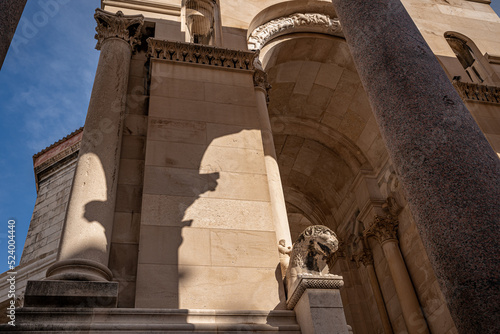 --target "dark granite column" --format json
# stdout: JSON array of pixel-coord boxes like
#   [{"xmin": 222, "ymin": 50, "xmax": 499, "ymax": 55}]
[
  {"xmin": 330, "ymin": 0, "xmax": 500, "ymax": 333},
  {"xmin": 0, "ymin": 0, "xmax": 28, "ymax": 69}
]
